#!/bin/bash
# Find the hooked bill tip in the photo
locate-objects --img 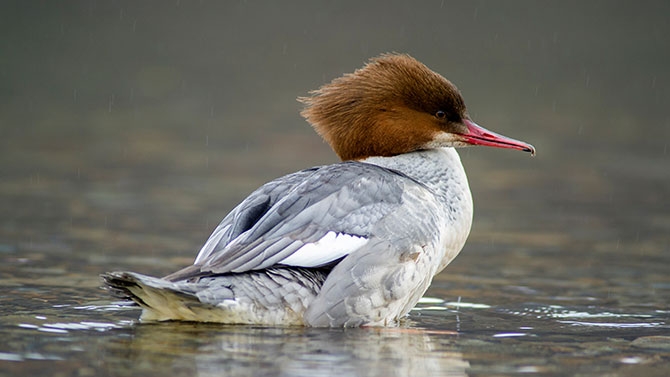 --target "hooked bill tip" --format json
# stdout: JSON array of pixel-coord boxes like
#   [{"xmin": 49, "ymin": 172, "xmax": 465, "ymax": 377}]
[
  {"xmin": 526, "ymin": 144, "xmax": 535, "ymax": 157},
  {"xmin": 524, "ymin": 145, "xmax": 537, "ymax": 157}
]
